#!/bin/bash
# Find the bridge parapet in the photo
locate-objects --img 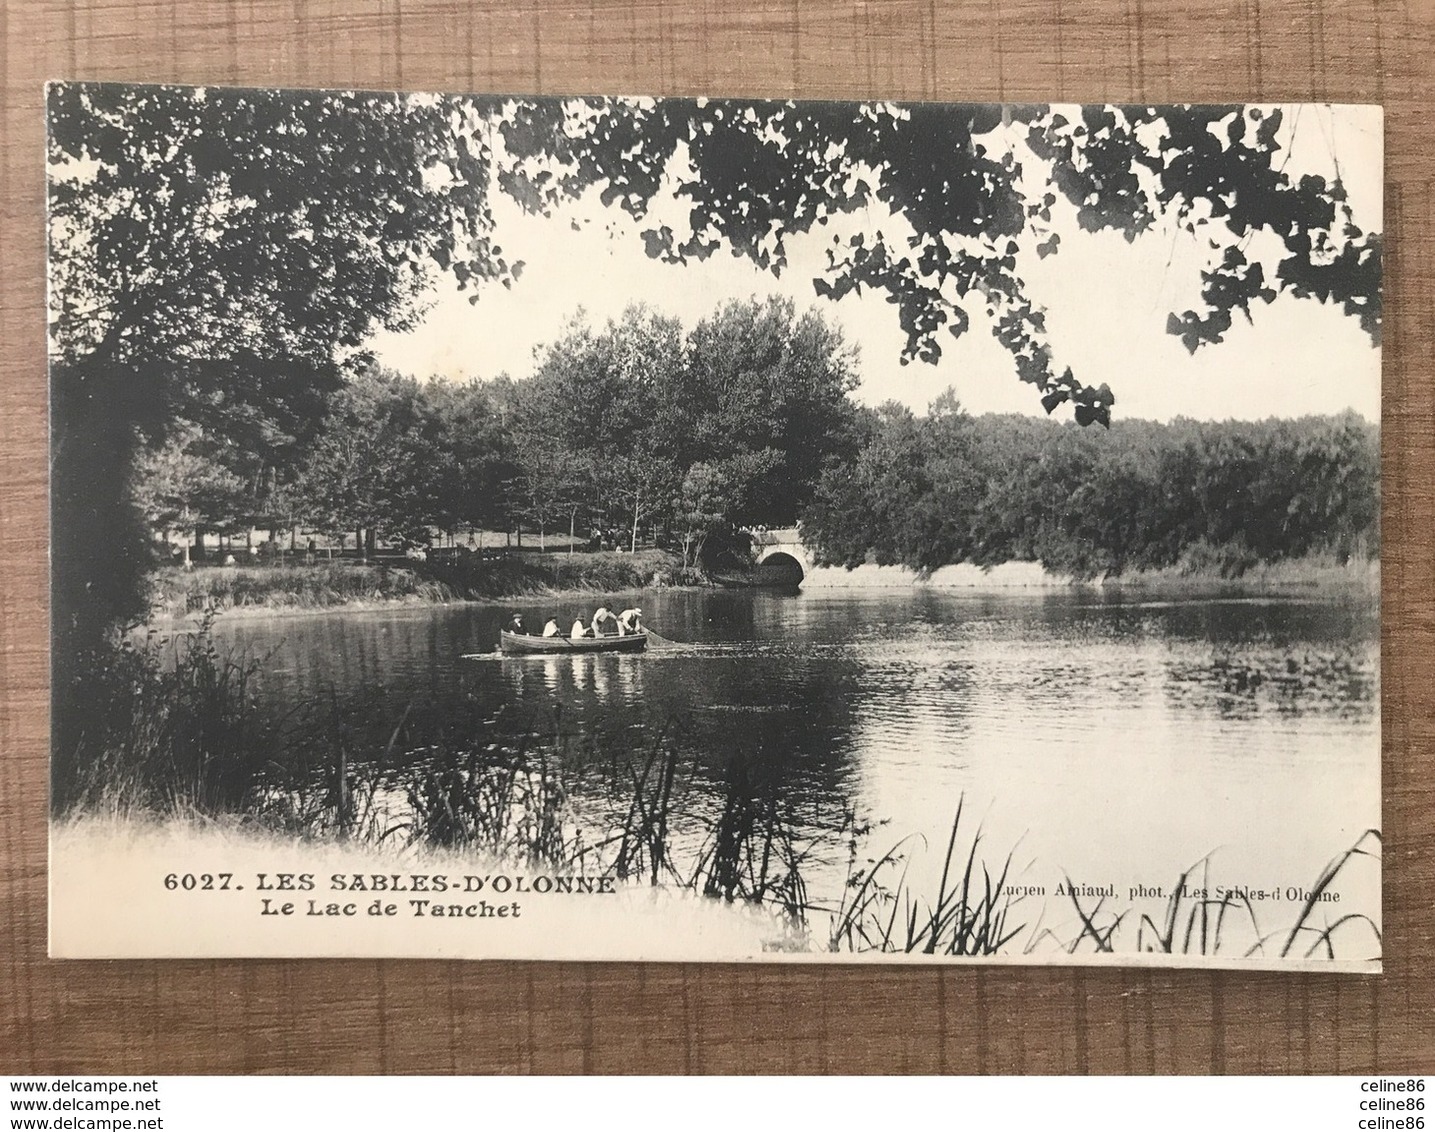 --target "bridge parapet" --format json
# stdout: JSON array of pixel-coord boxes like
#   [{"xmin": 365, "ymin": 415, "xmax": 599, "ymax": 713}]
[
  {"xmin": 748, "ymin": 528, "xmax": 812, "ymax": 580},
  {"xmin": 749, "ymin": 526, "xmax": 801, "ymax": 549}
]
